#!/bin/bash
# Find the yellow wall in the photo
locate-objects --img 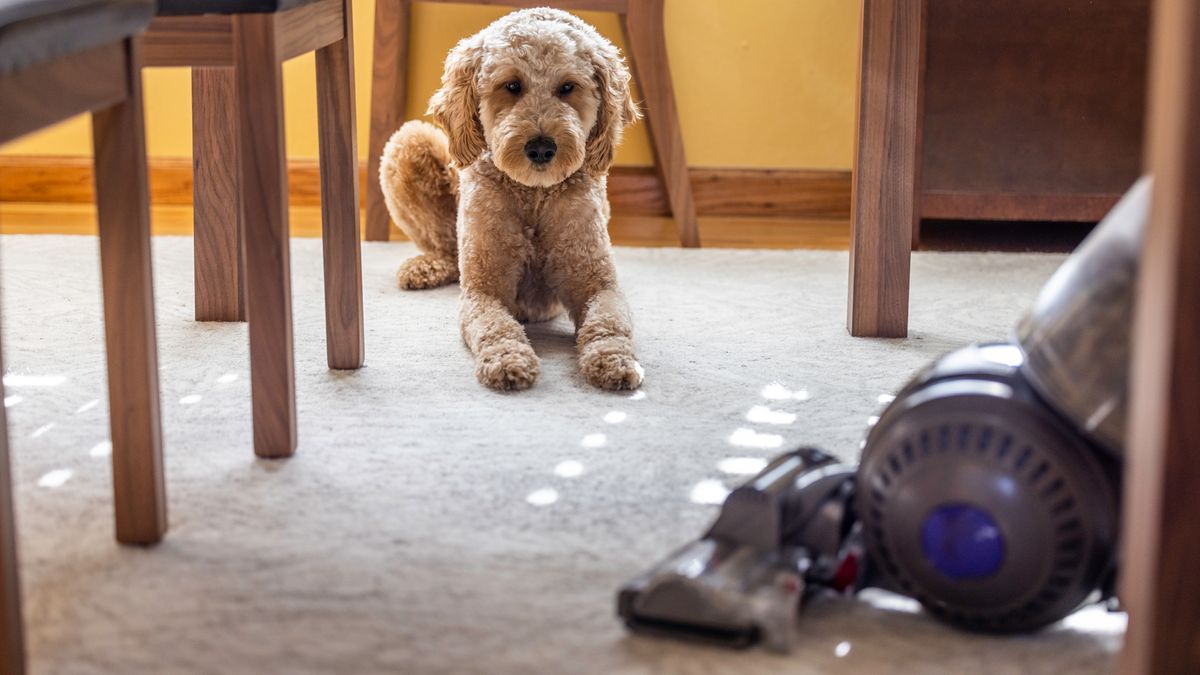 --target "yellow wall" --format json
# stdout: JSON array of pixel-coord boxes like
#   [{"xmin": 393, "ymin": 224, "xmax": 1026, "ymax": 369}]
[{"xmin": 0, "ymin": 0, "xmax": 860, "ymax": 170}]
